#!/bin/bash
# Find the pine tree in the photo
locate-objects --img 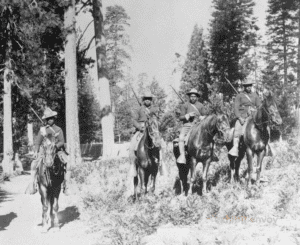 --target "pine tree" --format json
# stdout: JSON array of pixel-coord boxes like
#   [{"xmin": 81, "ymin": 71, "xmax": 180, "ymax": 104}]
[
  {"xmin": 92, "ymin": 0, "xmax": 115, "ymax": 158},
  {"xmin": 266, "ymin": 0, "xmax": 298, "ymax": 90},
  {"xmin": 180, "ymin": 25, "xmax": 211, "ymax": 102},
  {"xmin": 209, "ymin": 0, "xmax": 258, "ymax": 97}
]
